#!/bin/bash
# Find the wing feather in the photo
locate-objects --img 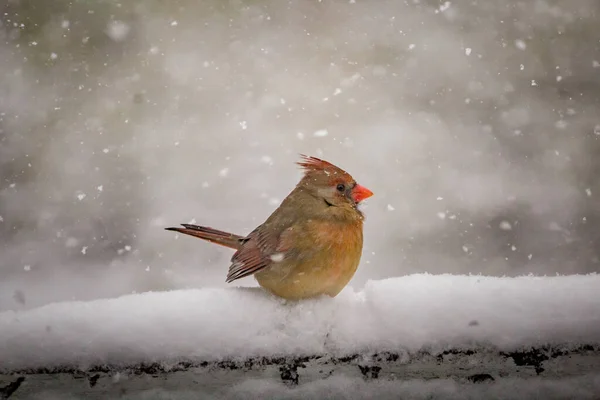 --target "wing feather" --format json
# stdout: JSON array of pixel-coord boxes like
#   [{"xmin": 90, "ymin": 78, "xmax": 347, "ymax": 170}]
[{"xmin": 225, "ymin": 225, "xmax": 298, "ymax": 283}]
